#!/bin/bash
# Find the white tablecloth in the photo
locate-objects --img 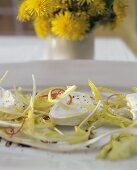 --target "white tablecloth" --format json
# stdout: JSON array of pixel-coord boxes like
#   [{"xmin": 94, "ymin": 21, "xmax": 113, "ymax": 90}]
[{"xmin": 0, "ymin": 36, "xmax": 136, "ymax": 63}]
